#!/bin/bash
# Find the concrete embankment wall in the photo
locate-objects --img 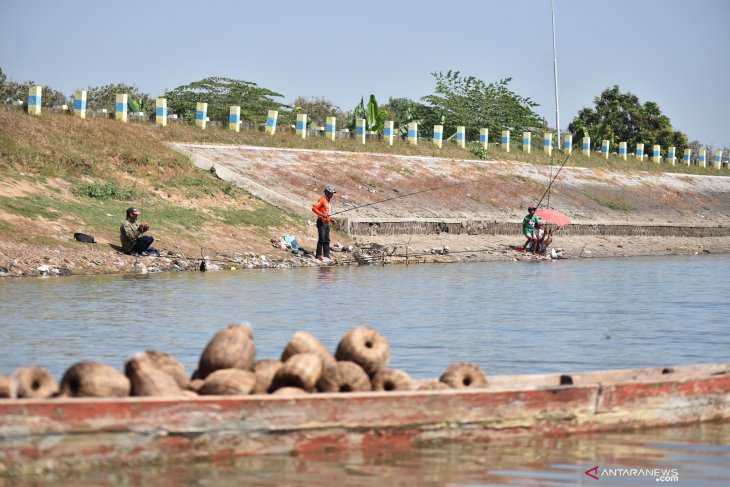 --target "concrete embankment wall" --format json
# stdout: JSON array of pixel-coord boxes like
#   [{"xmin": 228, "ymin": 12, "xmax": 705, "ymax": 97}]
[{"xmin": 344, "ymin": 220, "xmax": 730, "ymax": 238}]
